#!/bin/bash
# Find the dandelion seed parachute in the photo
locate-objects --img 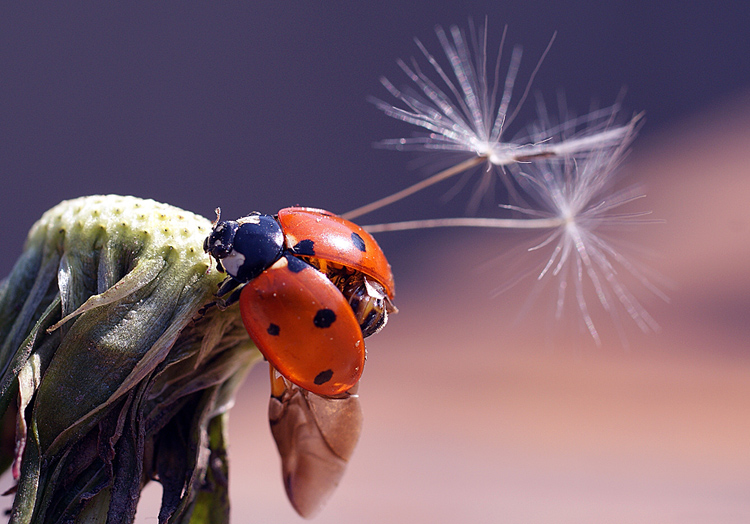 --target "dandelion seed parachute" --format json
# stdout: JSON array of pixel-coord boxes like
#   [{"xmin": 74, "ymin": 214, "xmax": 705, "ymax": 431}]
[
  {"xmin": 359, "ymin": 21, "xmax": 665, "ymax": 344},
  {"xmin": 366, "ymin": 21, "xmax": 635, "ymax": 203},
  {"xmin": 507, "ymin": 127, "xmax": 668, "ymax": 345}
]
